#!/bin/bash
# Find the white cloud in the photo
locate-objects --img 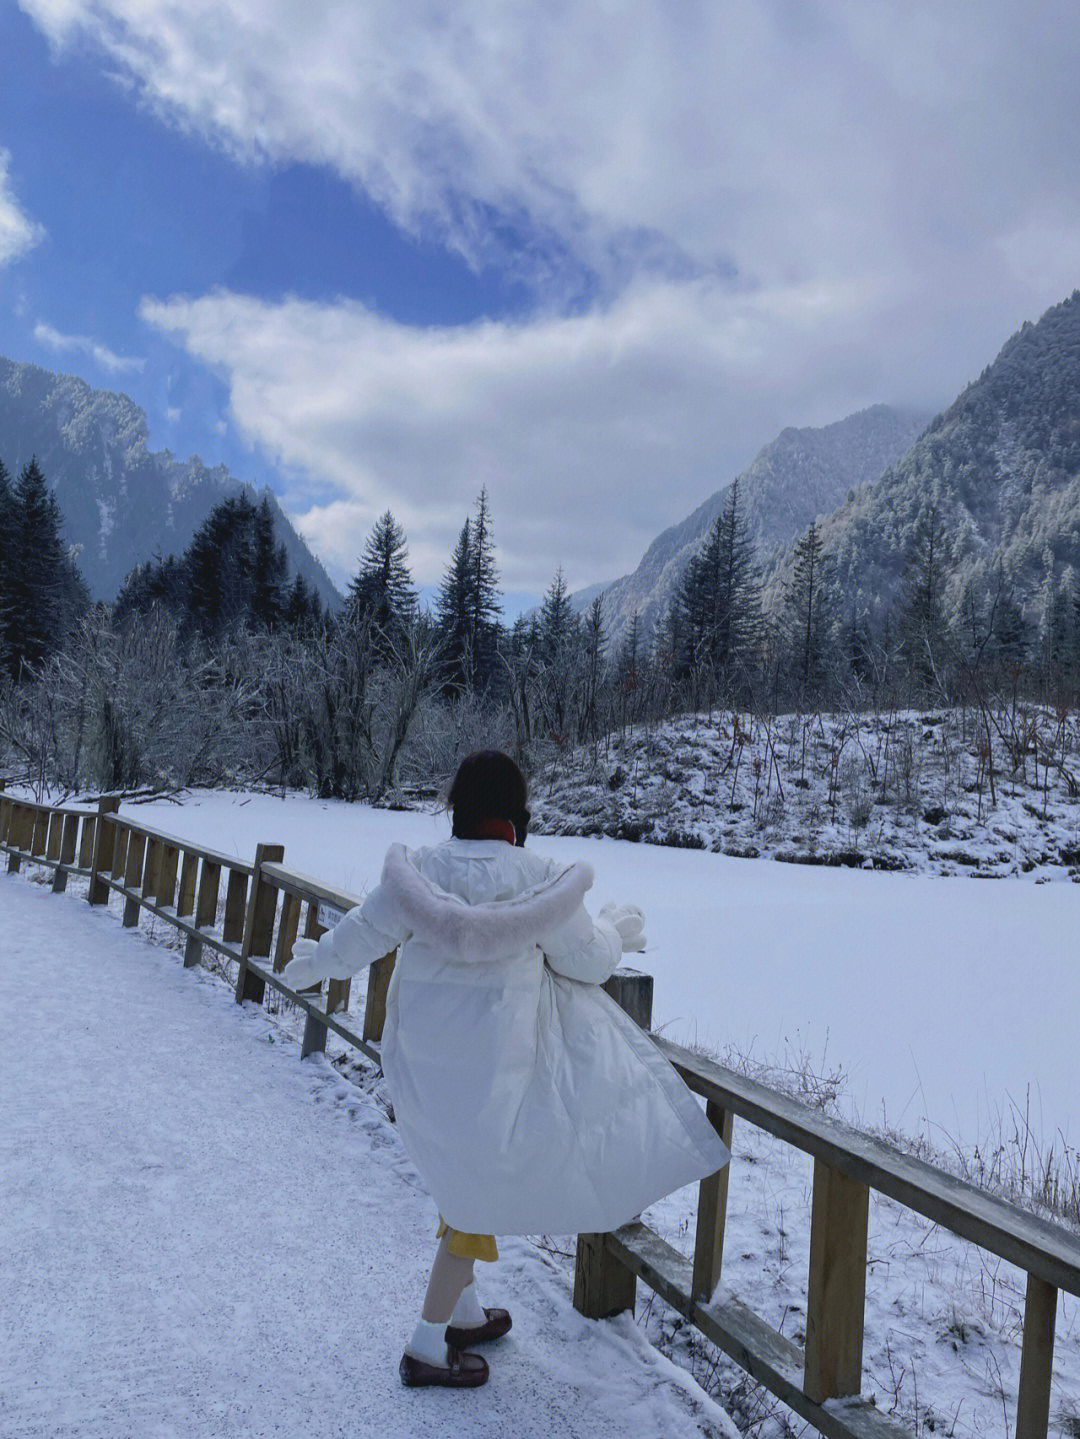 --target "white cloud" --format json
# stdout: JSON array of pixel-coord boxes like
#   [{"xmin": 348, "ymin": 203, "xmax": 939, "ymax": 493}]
[
  {"xmin": 34, "ymin": 321, "xmax": 144, "ymax": 374},
  {"xmin": 27, "ymin": 1, "xmax": 1080, "ymax": 588},
  {"xmin": 140, "ymin": 268, "xmax": 984, "ymax": 593},
  {"xmin": 0, "ymin": 147, "xmax": 44, "ymax": 266}
]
